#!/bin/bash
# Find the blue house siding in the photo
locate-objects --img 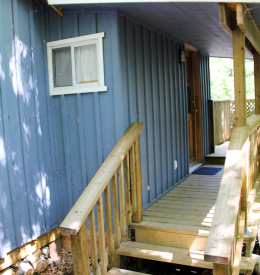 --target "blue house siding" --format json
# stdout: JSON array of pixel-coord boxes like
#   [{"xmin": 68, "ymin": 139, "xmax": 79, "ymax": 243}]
[
  {"xmin": 0, "ymin": 1, "xmax": 212, "ymax": 259},
  {"xmin": 118, "ymin": 13, "xmax": 190, "ymax": 210},
  {"xmin": 44, "ymin": 8, "xmax": 124, "ymax": 222},
  {"xmin": 0, "ymin": 0, "xmax": 61, "ymax": 258}
]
